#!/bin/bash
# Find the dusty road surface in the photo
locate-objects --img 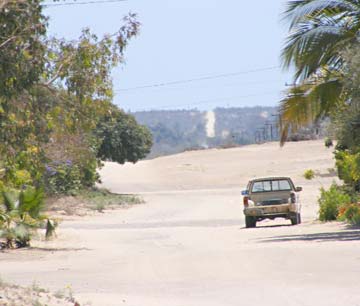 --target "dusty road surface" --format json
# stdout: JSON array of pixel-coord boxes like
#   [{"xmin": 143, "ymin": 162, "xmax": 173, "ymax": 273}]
[{"xmin": 1, "ymin": 140, "xmax": 360, "ymax": 306}]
